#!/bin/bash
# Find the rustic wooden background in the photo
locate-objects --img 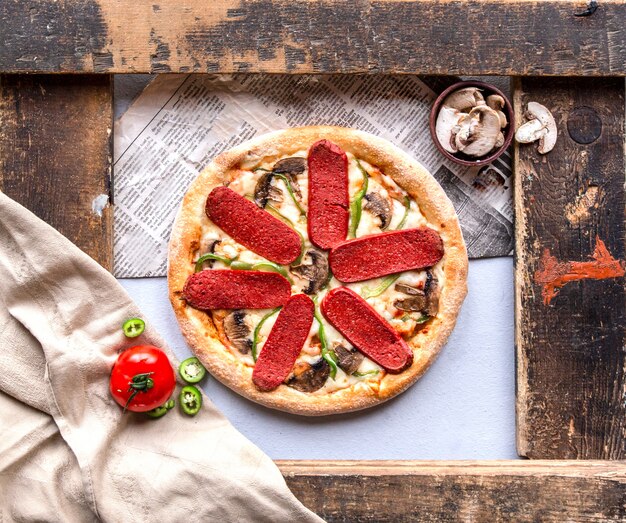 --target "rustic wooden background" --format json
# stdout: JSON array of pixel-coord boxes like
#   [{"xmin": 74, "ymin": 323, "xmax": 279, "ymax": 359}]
[
  {"xmin": 0, "ymin": 75, "xmax": 114, "ymax": 271},
  {"xmin": 279, "ymin": 461, "xmax": 626, "ymax": 522},
  {"xmin": 514, "ymin": 77, "xmax": 625, "ymax": 460},
  {"xmin": 0, "ymin": 0, "xmax": 625, "ymax": 520},
  {"xmin": 0, "ymin": 0, "xmax": 624, "ymax": 76}
]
